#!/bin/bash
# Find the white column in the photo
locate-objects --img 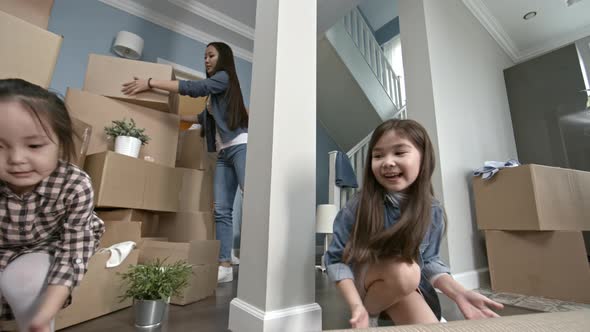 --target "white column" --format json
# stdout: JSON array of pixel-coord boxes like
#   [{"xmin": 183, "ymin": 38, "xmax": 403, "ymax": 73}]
[{"xmin": 228, "ymin": 0, "xmax": 321, "ymax": 331}]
